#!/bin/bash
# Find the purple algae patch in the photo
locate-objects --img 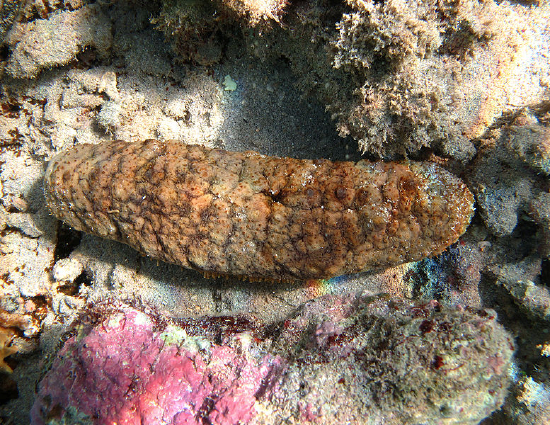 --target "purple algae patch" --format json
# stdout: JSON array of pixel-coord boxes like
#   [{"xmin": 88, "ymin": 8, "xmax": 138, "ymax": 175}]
[{"xmin": 31, "ymin": 306, "xmax": 281, "ymax": 425}]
